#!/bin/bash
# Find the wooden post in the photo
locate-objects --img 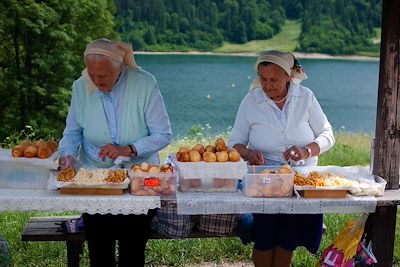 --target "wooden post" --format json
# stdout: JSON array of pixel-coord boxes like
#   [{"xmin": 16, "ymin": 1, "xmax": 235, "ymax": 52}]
[{"xmin": 370, "ymin": 0, "xmax": 400, "ymax": 266}]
